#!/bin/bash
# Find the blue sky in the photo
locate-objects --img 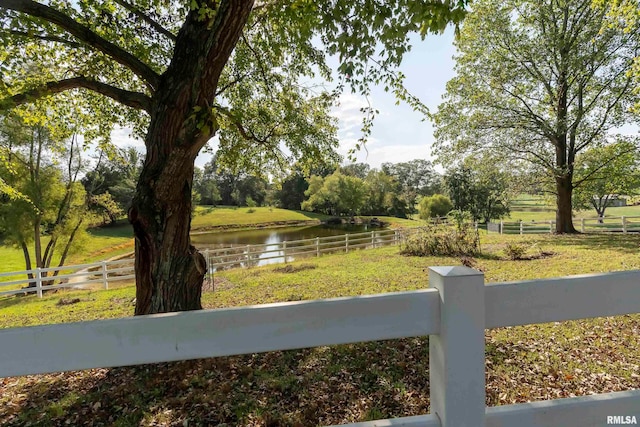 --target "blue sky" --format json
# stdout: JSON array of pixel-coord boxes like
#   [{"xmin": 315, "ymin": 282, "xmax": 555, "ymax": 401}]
[
  {"xmin": 332, "ymin": 29, "xmax": 457, "ymax": 169},
  {"xmin": 112, "ymin": 28, "xmax": 458, "ymax": 171}
]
